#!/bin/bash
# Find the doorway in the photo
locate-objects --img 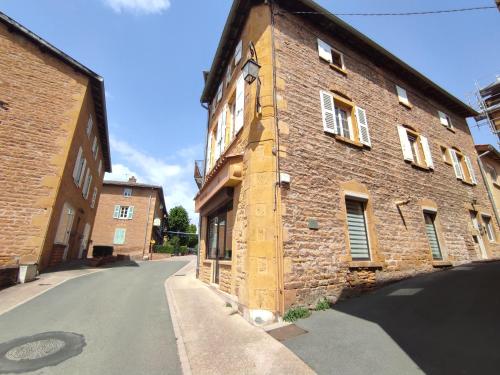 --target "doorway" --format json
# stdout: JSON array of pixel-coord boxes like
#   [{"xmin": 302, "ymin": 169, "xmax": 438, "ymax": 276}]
[
  {"xmin": 54, "ymin": 202, "xmax": 76, "ymax": 262},
  {"xmin": 207, "ymin": 212, "xmax": 227, "ymax": 285}
]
